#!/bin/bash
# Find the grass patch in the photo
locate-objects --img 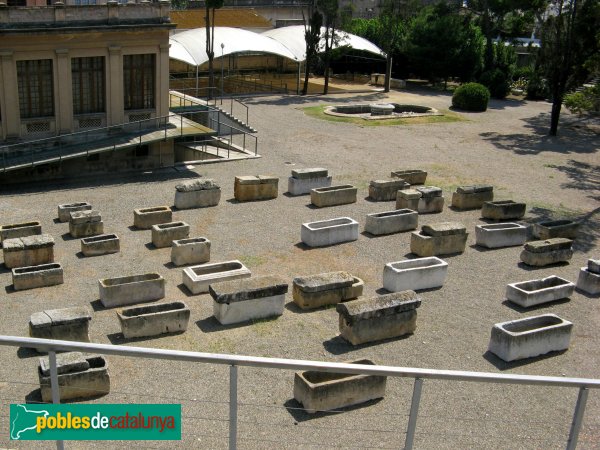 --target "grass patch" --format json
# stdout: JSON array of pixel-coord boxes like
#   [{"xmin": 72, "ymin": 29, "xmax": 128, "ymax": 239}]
[
  {"xmin": 302, "ymin": 106, "xmax": 465, "ymax": 126},
  {"xmin": 528, "ymin": 201, "xmax": 584, "ymax": 219},
  {"xmin": 238, "ymin": 254, "xmax": 266, "ymax": 267},
  {"xmin": 251, "ymin": 317, "xmax": 278, "ymax": 337},
  {"xmin": 205, "ymin": 337, "xmax": 236, "ymax": 354}
]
